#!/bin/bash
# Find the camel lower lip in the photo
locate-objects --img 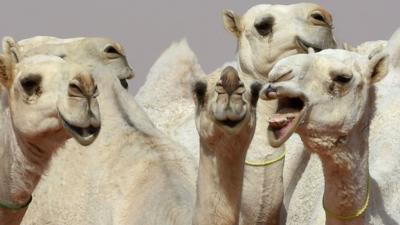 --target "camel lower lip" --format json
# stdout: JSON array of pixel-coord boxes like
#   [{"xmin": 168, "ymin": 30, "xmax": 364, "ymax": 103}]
[
  {"xmin": 59, "ymin": 113, "xmax": 100, "ymax": 146},
  {"xmin": 267, "ymin": 97, "xmax": 306, "ymax": 147},
  {"xmin": 296, "ymin": 36, "xmax": 322, "ymax": 53},
  {"xmin": 218, "ymin": 118, "xmax": 243, "ymax": 128}
]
